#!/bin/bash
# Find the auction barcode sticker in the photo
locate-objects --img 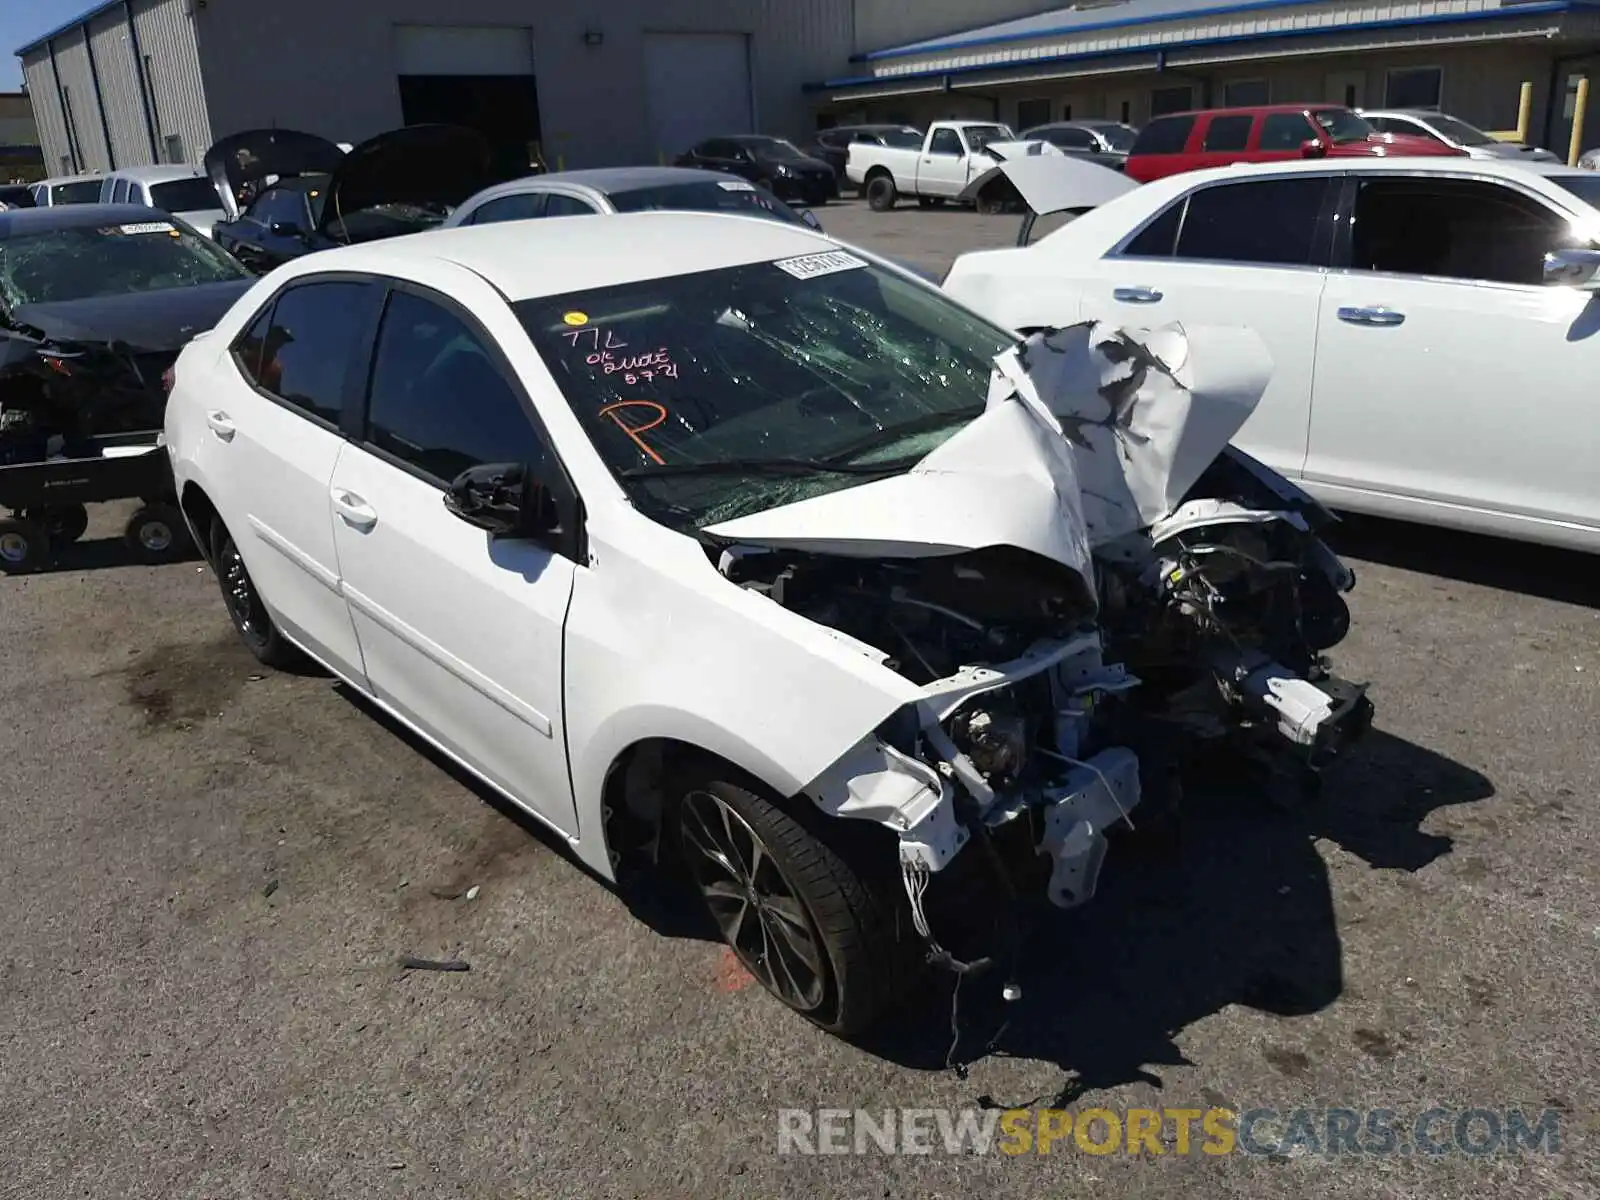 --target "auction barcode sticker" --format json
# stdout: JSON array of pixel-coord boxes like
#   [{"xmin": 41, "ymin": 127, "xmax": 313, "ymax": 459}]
[
  {"xmin": 117, "ymin": 221, "xmax": 176, "ymax": 235},
  {"xmin": 773, "ymin": 250, "xmax": 867, "ymax": 280},
  {"xmin": 718, "ymin": 180, "xmax": 756, "ymax": 191}
]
